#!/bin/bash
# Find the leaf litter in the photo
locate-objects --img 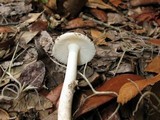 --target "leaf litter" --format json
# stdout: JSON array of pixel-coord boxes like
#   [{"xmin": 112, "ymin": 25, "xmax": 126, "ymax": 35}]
[{"xmin": 0, "ymin": 0, "xmax": 160, "ymax": 119}]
